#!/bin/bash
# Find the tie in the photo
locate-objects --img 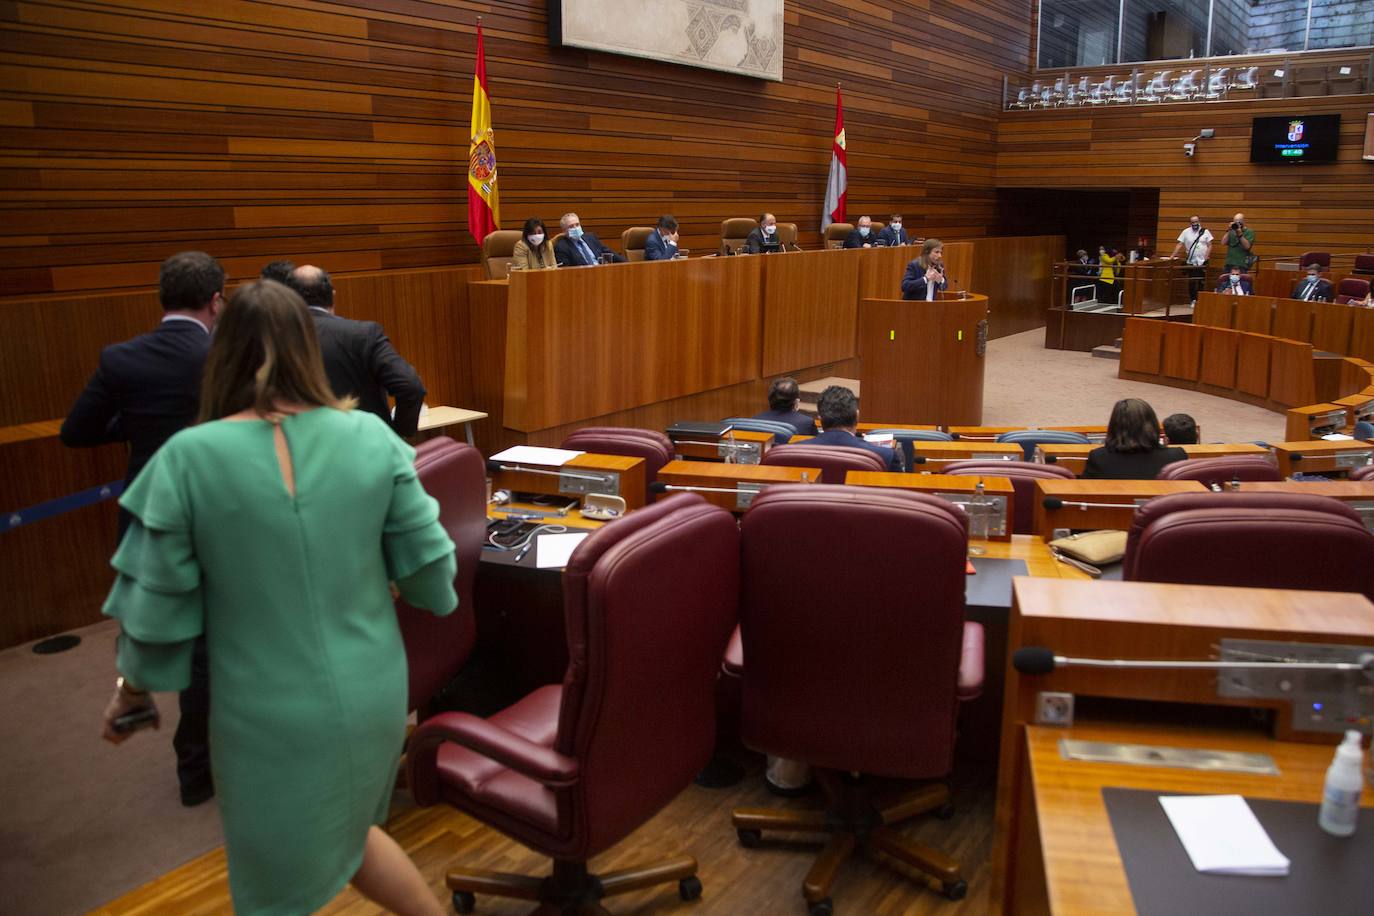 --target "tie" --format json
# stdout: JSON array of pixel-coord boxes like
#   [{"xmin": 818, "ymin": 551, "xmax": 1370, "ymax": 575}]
[
  {"xmin": 577, "ymin": 239, "xmax": 596, "ymax": 265},
  {"xmin": 1305, "ymin": 280, "xmax": 1315, "ymax": 301}
]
